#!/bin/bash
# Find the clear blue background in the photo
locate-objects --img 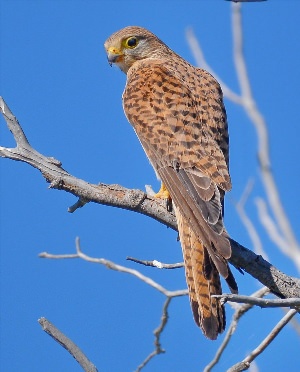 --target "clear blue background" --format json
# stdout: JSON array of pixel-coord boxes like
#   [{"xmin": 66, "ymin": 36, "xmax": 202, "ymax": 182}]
[{"xmin": 1, "ymin": 1, "xmax": 299, "ymax": 371}]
